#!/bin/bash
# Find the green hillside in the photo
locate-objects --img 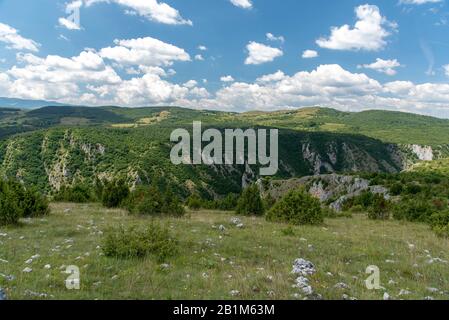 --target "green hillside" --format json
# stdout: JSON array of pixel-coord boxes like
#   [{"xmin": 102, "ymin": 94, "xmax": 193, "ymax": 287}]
[{"xmin": 1, "ymin": 105, "xmax": 449, "ymax": 195}]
